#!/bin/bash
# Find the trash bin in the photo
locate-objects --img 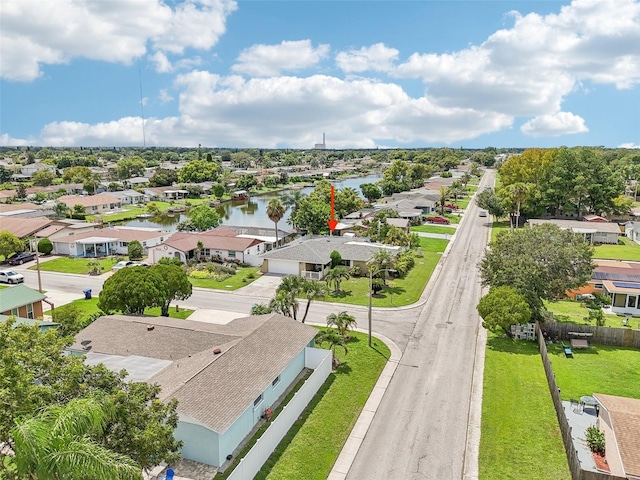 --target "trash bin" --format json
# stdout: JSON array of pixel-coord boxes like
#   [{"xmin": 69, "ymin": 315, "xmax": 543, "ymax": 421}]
[{"xmin": 83, "ymin": 288, "xmax": 92, "ymax": 300}]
